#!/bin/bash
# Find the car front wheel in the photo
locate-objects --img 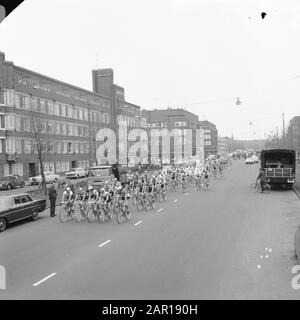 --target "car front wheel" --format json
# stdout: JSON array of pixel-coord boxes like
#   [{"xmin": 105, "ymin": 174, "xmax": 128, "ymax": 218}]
[
  {"xmin": 0, "ymin": 218, "xmax": 7, "ymax": 232},
  {"xmin": 6, "ymin": 184, "xmax": 12, "ymax": 190},
  {"xmin": 32, "ymin": 210, "xmax": 39, "ymax": 221}
]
